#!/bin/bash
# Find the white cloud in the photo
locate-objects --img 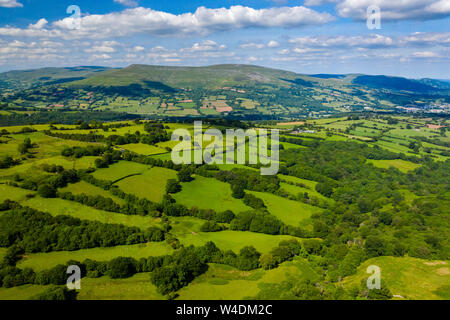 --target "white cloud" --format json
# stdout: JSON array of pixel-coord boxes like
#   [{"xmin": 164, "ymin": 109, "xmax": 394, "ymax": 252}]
[
  {"xmin": 0, "ymin": 0, "xmax": 23, "ymax": 8},
  {"xmin": 114, "ymin": 0, "xmax": 138, "ymax": 7},
  {"xmin": 304, "ymin": 0, "xmax": 339, "ymax": 6},
  {"xmin": 413, "ymin": 51, "xmax": 441, "ymax": 58},
  {"xmin": 181, "ymin": 40, "xmax": 226, "ymax": 52},
  {"xmin": 240, "ymin": 43, "xmax": 265, "ymax": 49},
  {"xmin": 132, "ymin": 46, "xmax": 145, "ymax": 52},
  {"xmin": 0, "ymin": 6, "xmax": 334, "ymax": 39},
  {"xmin": 91, "ymin": 54, "xmax": 112, "ymax": 60},
  {"xmin": 267, "ymin": 40, "xmax": 280, "ymax": 48},
  {"xmin": 277, "ymin": 49, "xmax": 290, "ymax": 54},
  {"xmin": 289, "ymin": 34, "xmax": 394, "ymax": 49},
  {"xmin": 337, "ymin": 0, "xmax": 450, "ymax": 21}
]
